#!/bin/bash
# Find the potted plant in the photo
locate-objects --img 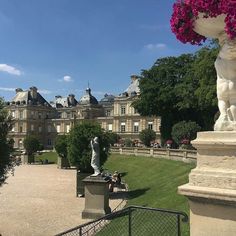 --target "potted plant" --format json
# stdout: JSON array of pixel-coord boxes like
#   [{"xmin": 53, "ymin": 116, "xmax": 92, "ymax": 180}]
[
  {"xmin": 23, "ymin": 136, "xmax": 40, "ymax": 164},
  {"xmin": 170, "ymin": 0, "xmax": 236, "ymax": 45},
  {"xmin": 55, "ymin": 135, "xmax": 70, "ymax": 169}
]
